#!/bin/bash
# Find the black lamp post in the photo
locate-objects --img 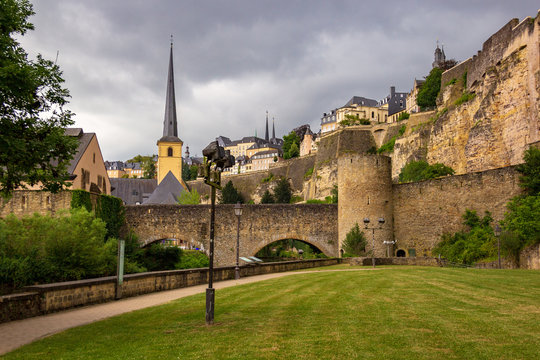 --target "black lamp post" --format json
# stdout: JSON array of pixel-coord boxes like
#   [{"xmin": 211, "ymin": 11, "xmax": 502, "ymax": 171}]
[
  {"xmin": 364, "ymin": 217, "xmax": 385, "ymax": 268},
  {"xmin": 494, "ymin": 224, "xmax": 501, "ymax": 269},
  {"xmin": 201, "ymin": 140, "xmax": 235, "ymax": 325},
  {"xmin": 234, "ymin": 202, "xmax": 243, "ymax": 280}
]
